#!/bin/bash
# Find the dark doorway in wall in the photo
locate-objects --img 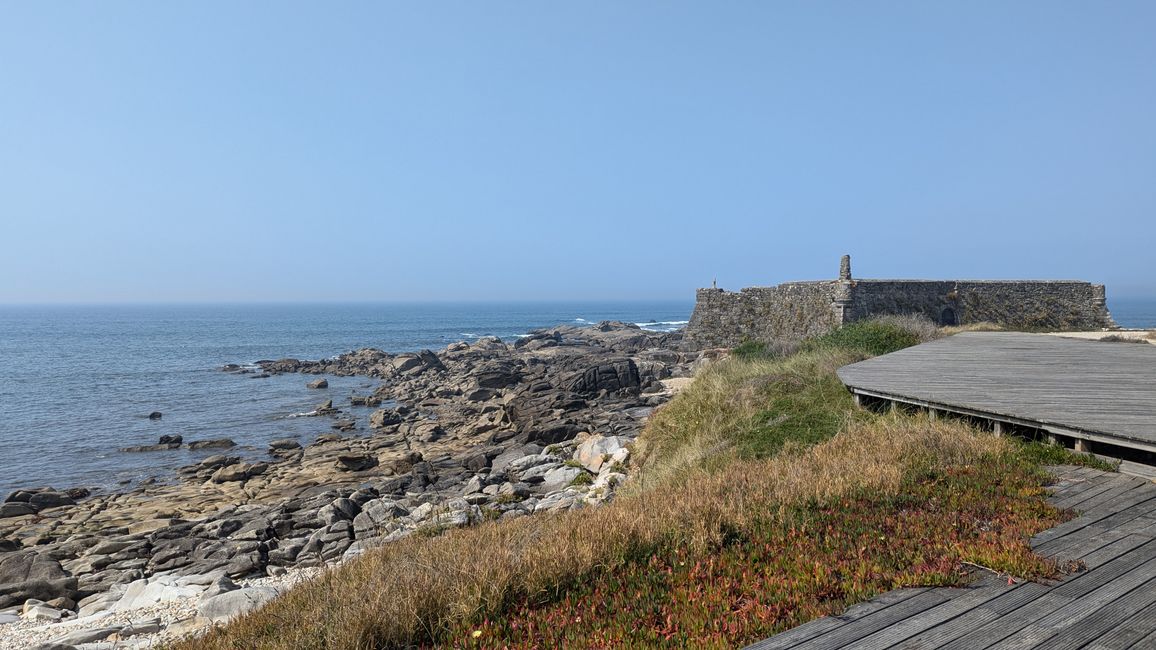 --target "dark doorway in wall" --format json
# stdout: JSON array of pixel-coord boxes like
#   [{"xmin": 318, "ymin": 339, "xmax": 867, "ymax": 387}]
[{"xmin": 940, "ymin": 307, "xmax": 958, "ymax": 326}]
